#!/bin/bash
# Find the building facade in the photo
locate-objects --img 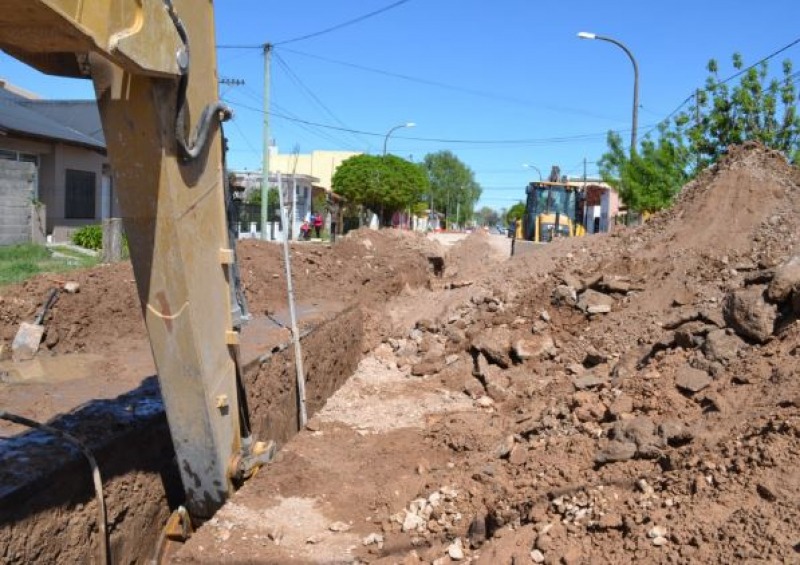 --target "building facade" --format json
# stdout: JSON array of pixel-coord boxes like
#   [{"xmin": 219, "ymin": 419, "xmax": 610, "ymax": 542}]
[
  {"xmin": 268, "ymin": 146, "xmax": 361, "ymax": 192},
  {"xmin": 0, "ymin": 83, "xmax": 116, "ymax": 241}
]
